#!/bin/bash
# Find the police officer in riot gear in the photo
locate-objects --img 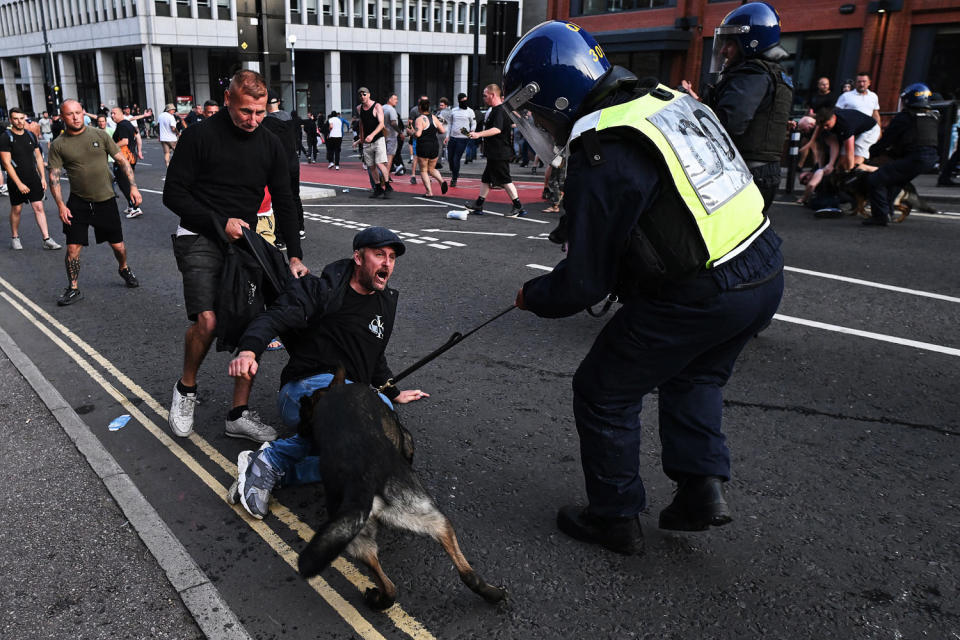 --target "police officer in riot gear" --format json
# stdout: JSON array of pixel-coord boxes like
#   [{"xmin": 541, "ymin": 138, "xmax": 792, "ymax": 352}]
[
  {"xmin": 505, "ymin": 21, "xmax": 784, "ymax": 555},
  {"xmin": 862, "ymin": 83, "xmax": 940, "ymax": 227},
  {"xmin": 703, "ymin": 2, "xmax": 793, "ymax": 212}
]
